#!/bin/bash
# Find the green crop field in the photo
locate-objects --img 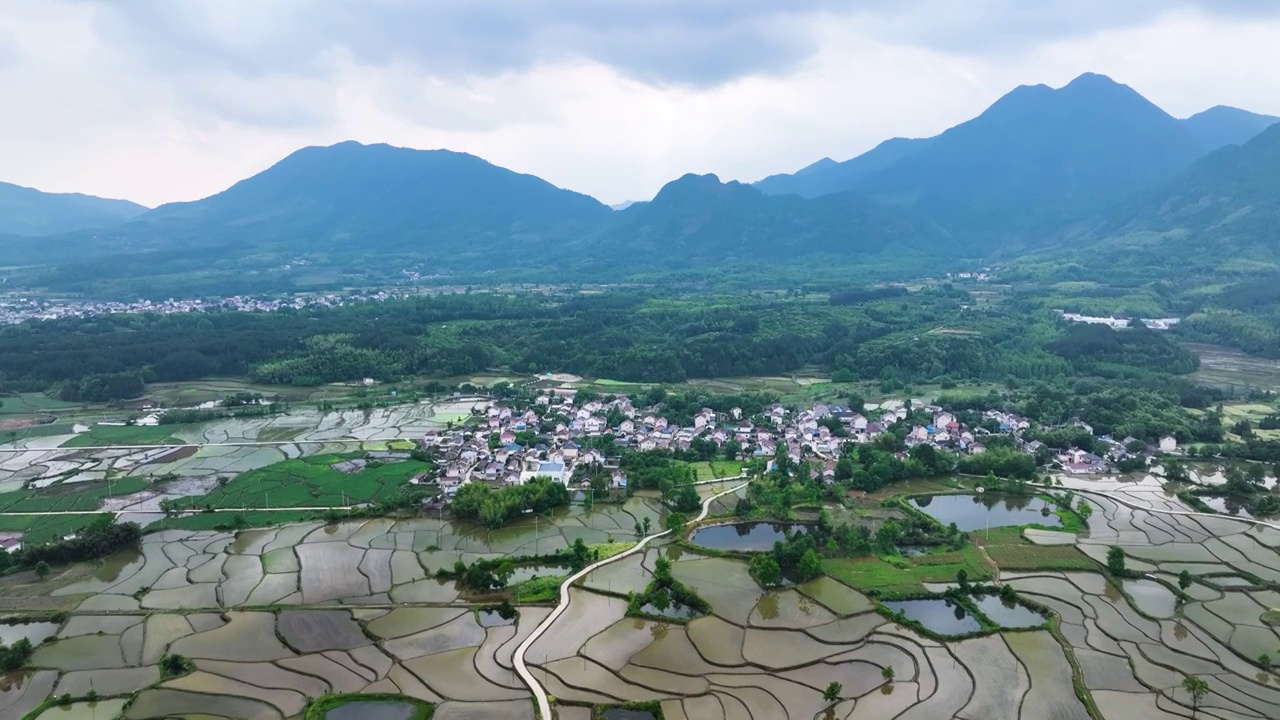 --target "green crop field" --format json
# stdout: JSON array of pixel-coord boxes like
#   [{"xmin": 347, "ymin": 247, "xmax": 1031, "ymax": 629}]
[
  {"xmin": 62, "ymin": 424, "xmax": 187, "ymax": 447},
  {"xmin": 0, "ymin": 477, "xmax": 149, "ymax": 514},
  {"xmin": 151, "ymin": 509, "xmax": 321, "ymax": 533},
  {"xmin": 0, "ymin": 513, "xmax": 102, "ymax": 545},
  {"xmin": 683, "ymin": 460, "xmax": 747, "ymax": 480},
  {"xmin": 985, "ymin": 543, "xmax": 1096, "ymax": 571},
  {"xmin": 823, "ymin": 545, "xmax": 994, "ymax": 596},
  {"xmin": 199, "ymin": 455, "xmax": 431, "ymax": 509},
  {"xmin": 0, "ymin": 393, "xmax": 84, "ymax": 416}
]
